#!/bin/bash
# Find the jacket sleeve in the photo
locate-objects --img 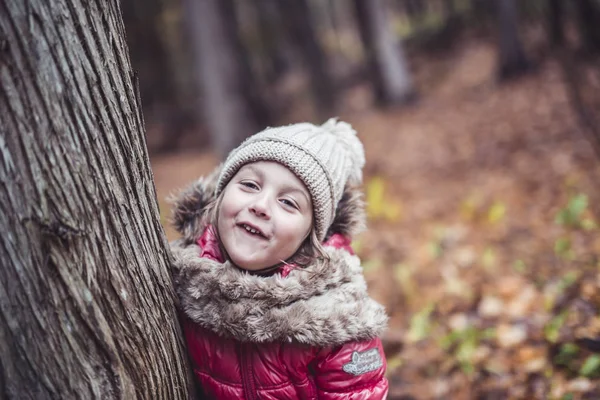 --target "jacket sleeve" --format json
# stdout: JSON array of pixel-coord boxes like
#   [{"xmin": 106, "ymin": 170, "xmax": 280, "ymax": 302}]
[{"xmin": 311, "ymin": 337, "xmax": 388, "ymax": 399}]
